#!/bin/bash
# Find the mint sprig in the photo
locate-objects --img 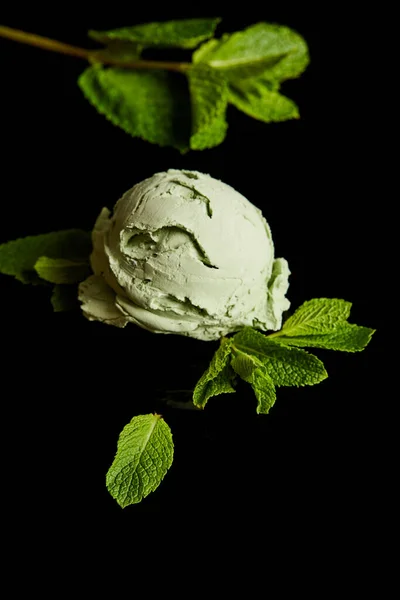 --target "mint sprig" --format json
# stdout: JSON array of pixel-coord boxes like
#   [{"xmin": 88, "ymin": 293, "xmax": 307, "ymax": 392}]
[
  {"xmin": 1, "ymin": 19, "xmax": 309, "ymax": 151},
  {"xmin": 193, "ymin": 298, "xmax": 375, "ymax": 414}
]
